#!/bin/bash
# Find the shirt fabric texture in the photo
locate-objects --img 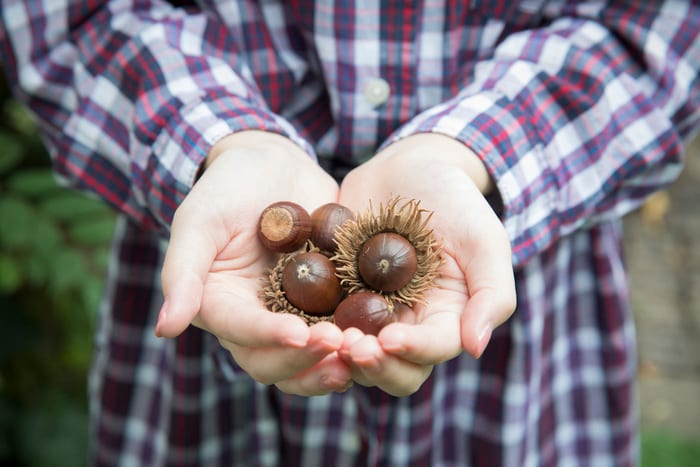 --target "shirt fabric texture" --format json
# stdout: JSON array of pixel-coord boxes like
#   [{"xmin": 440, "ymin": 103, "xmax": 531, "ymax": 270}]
[{"xmin": 1, "ymin": 1, "xmax": 700, "ymax": 466}]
